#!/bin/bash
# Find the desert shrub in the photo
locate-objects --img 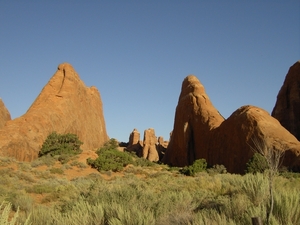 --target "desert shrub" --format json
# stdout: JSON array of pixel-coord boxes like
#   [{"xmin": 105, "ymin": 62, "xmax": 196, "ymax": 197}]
[
  {"xmin": 10, "ymin": 191, "xmax": 33, "ymax": 213},
  {"xmin": 87, "ymin": 149, "xmax": 133, "ymax": 172},
  {"xmin": 241, "ymin": 173, "xmax": 268, "ymax": 206},
  {"xmin": 31, "ymin": 154, "xmax": 56, "ymax": 167},
  {"xmin": 49, "ymin": 167, "xmax": 64, "ymax": 175},
  {"xmin": 246, "ymin": 152, "xmax": 269, "ymax": 174},
  {"xmin": 180, "ymin": 159, "xmax": 207, "ymax": 176},
  {"xmin": 0, "ymin": 201, "xmax": 31, "ymax": 225},
  {"xmin": 26, "ymin": 184, "xmax": 53, "ymax": 194},
  {"xmin": 70, "ymin": 160, "xmax": 88, "ymax": 168},
  {"xmin": 133, "ymin": 157, "xmax": 156, "ymax": 167},
  {"xmin": 96, "ymin": 138, "xmax": 119, "ymax": 154},
  {"xmin": 272, "ymin": 189, "xmax": 300, "ymax": 225},
  {"xmin": 87, "ymin": 139, "xmax": 133, "ymax": 172},
  {"xmin": 39, "ymin": 132, "xmax": 83, "ymax": 160},
  {"xmin": 207, "ymin": 164, "xmax": 227, "ymax": 175}
]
